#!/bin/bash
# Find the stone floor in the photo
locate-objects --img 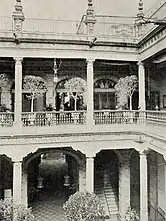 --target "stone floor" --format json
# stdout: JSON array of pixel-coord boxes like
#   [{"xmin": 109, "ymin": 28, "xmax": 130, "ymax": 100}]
[
  {"xmin": 31, "ymin": 191, "xmax": 67, "ymax": 221},
  {"xmin": 30, "ymin": 156, "xmax": 68, "ymax": 221}
]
